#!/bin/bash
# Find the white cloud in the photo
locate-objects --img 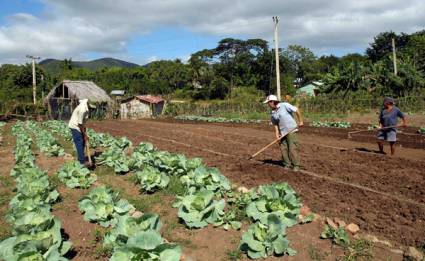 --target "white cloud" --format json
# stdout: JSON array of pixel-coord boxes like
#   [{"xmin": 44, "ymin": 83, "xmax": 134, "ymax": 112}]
[{"xmin": 0, "ymin": 0, "xmax": 424, "ymax": 64}]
